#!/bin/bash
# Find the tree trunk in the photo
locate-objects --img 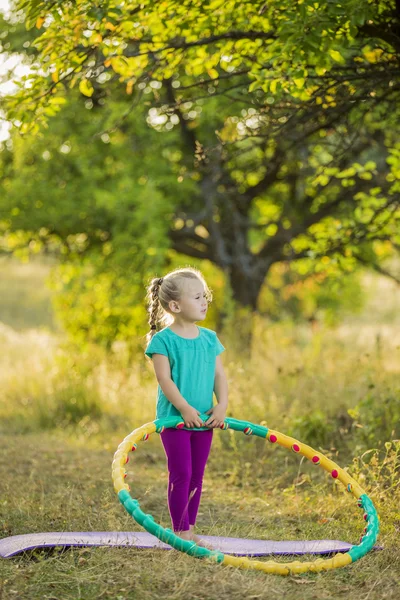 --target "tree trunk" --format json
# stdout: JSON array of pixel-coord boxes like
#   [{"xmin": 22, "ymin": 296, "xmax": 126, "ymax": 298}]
[{"xmin": 218, "ymin": 265, "xmax": 265, "ymax": 358}]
